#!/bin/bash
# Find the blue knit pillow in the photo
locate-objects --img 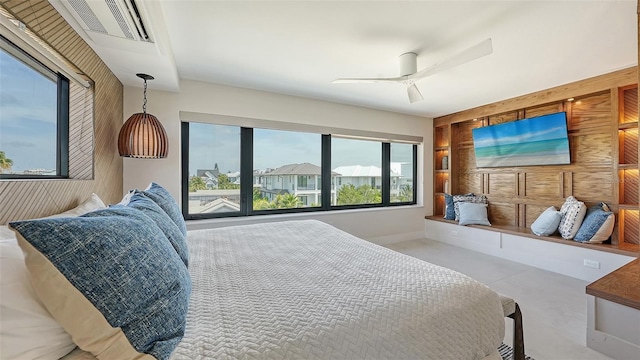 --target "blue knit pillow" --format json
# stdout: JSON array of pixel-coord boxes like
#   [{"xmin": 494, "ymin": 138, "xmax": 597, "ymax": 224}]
[
  {"xmin": 574, "ymin": 205, "xmax": 614, "ymax": 243},
  {"xmin": 9, "ymin": 206, "xmax": 191, "ymax": 360},
  {"xmin": 141, "ymin": 182, "xmax": 187, "ymax": 236},
  {"xmin": 444, "ymin": 193, "xmax": 474, "ymax": 220},
  {"xmin": 126, "ymin": 191, "xmax": 189, "ymax": 267},
  {"xmin": 444, "ymin": 193, "xmax": 455, "ymax": 220}
]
